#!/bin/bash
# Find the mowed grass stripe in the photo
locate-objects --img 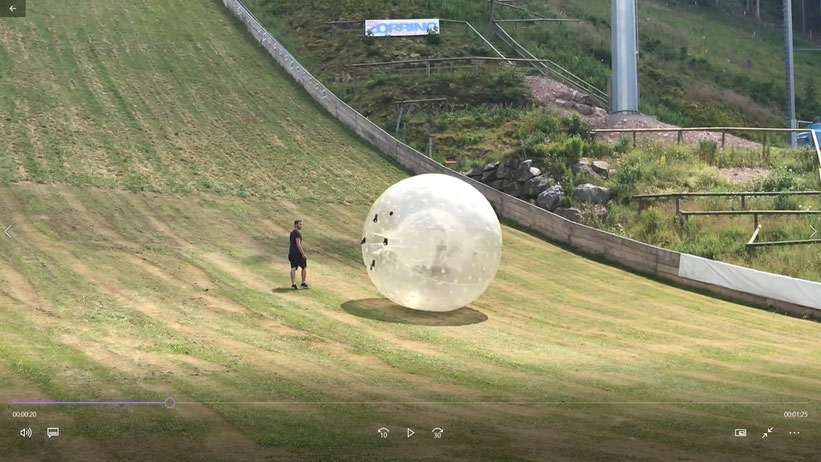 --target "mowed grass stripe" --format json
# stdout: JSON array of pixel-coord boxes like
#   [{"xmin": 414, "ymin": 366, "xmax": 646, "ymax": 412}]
[{"xmin": 3, "ymin": 184, "xmax": 816, "ymax": 458}]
